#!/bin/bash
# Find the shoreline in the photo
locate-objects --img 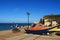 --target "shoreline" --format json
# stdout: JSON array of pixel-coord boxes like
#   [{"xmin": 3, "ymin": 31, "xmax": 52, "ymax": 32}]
[{"xmin": 0, "ymin": 29, "xmax": 11, "ymax": 31}]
